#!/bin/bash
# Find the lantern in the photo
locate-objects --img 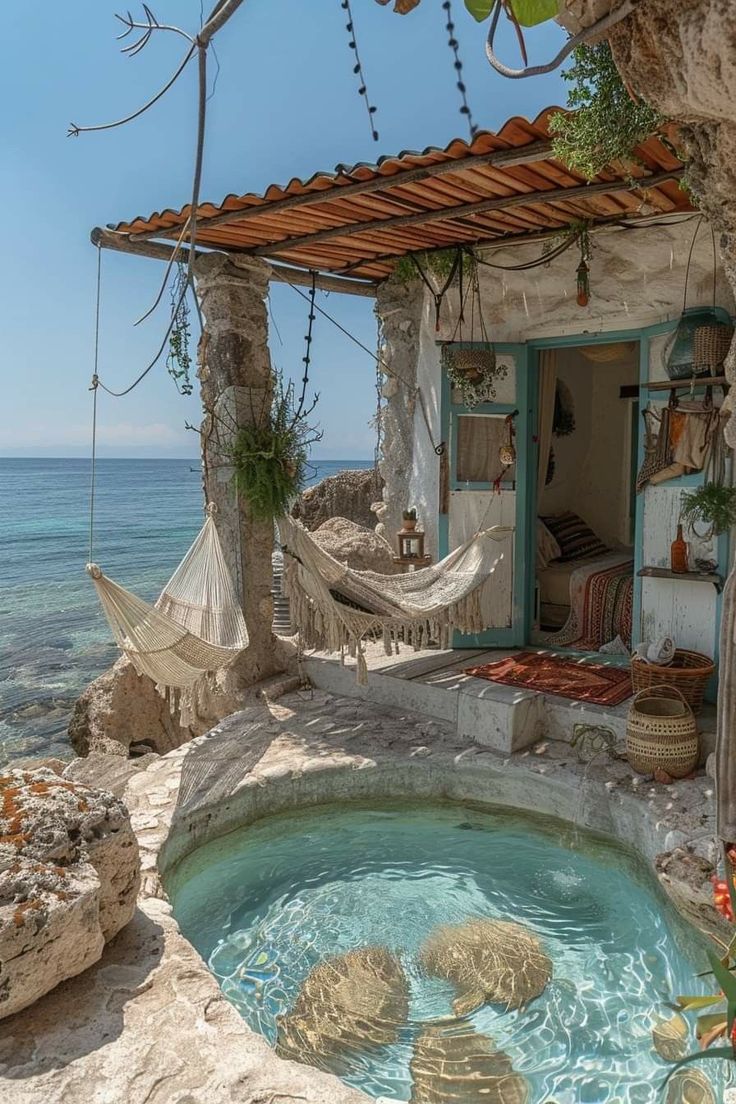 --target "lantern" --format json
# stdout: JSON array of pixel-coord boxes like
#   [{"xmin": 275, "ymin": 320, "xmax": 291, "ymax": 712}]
[
  {"xmin": 397, "ymin": 527, "xmax": 426, "ymax": 562},
  {"xmin": 576, "ymin": 259, "xmax": 590, "ymax": 307}
]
